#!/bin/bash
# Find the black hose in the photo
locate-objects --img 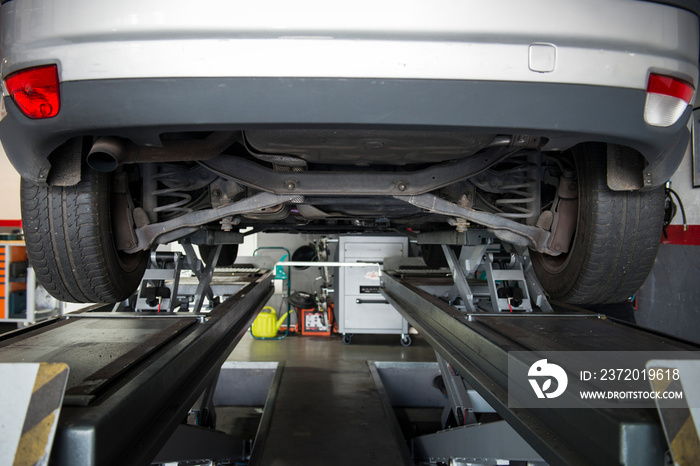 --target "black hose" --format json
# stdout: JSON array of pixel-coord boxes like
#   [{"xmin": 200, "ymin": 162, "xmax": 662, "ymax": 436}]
[
  {"xmin": 663, "ymin": 186, "xmax": 687, "ymax": 239},
  {"xmin": 668, "ymin": 188, "xmax": 688, "ymax": 231}
]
